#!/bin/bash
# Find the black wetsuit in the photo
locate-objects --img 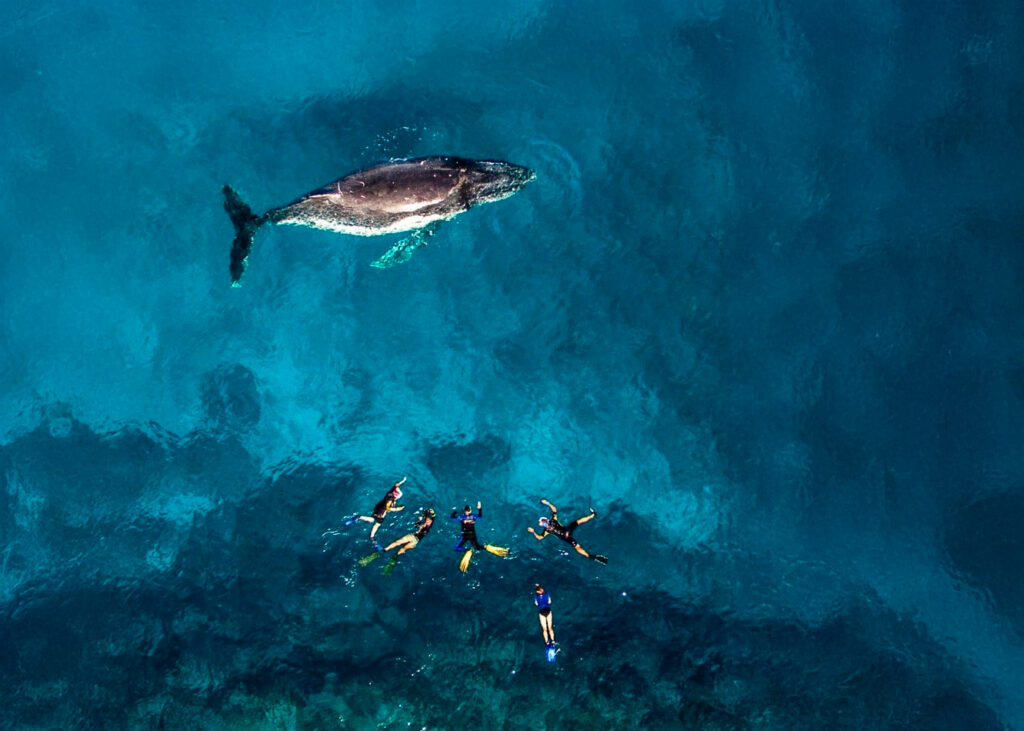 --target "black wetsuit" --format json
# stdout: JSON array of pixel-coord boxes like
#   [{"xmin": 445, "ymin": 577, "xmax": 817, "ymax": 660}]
[
  {"xmin": 543, "ymin": 516, "xmax": 580, "ymax": 548},
  {"xmin": 451, "ymin": 507, "xmax": 484, "ymax": 551},
  {"xmin": 372, "ymin": 492, "xmax": 396, "ymax": 522}
]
